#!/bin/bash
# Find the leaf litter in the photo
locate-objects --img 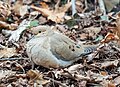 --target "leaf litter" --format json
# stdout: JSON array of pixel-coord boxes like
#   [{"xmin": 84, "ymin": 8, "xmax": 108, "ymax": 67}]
[{"xmin": 0, "ymin": 0, "xmax": 120, "ymax": 87}]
